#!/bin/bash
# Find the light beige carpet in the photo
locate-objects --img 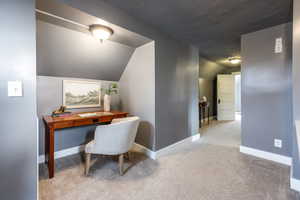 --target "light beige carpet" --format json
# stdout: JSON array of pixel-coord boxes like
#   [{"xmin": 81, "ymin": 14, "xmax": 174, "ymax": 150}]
[
  {"xmin": 39, "ymin": 118, "xmax": 300, "ymax": 200},
  {"xmin": 200, "ymin": 117, "xmax": 241, "ymax": 148}
]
